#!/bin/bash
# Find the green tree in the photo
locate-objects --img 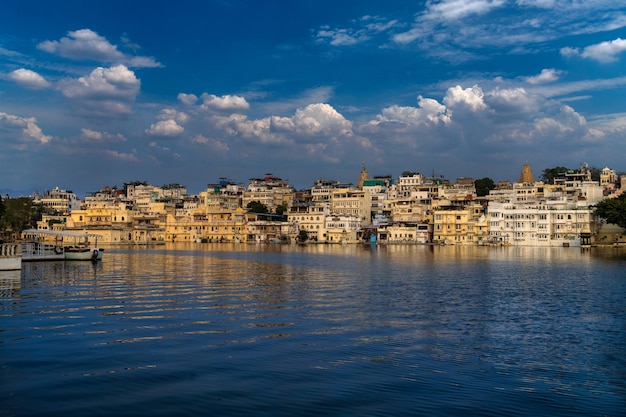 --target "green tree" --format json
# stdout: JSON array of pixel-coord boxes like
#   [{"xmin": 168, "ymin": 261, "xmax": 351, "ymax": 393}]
[
  {"xmin": 594, "ymin": 194, "xmax": 626, "ymax": 229},
  {"xmin": 0, "ymin": 197, "xmax": 42, "ymax": 233},
  {"xmin": 246, "ymin": 200, "xmax": 269, "ymax": 214},
  {"xmin": 275, "ymin": 204, "xmax": 288, "ymax": 216},
  {"xmin": 298, "ymin": 229, "xmax": 309, "ymax": 242},
  {"xmin": 474, "ymin": 177, "xmax": 495, "ymax": 197},
  {"xmin": 540, "ymin": 166, "xmax": 570, "ymax": 183}
]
